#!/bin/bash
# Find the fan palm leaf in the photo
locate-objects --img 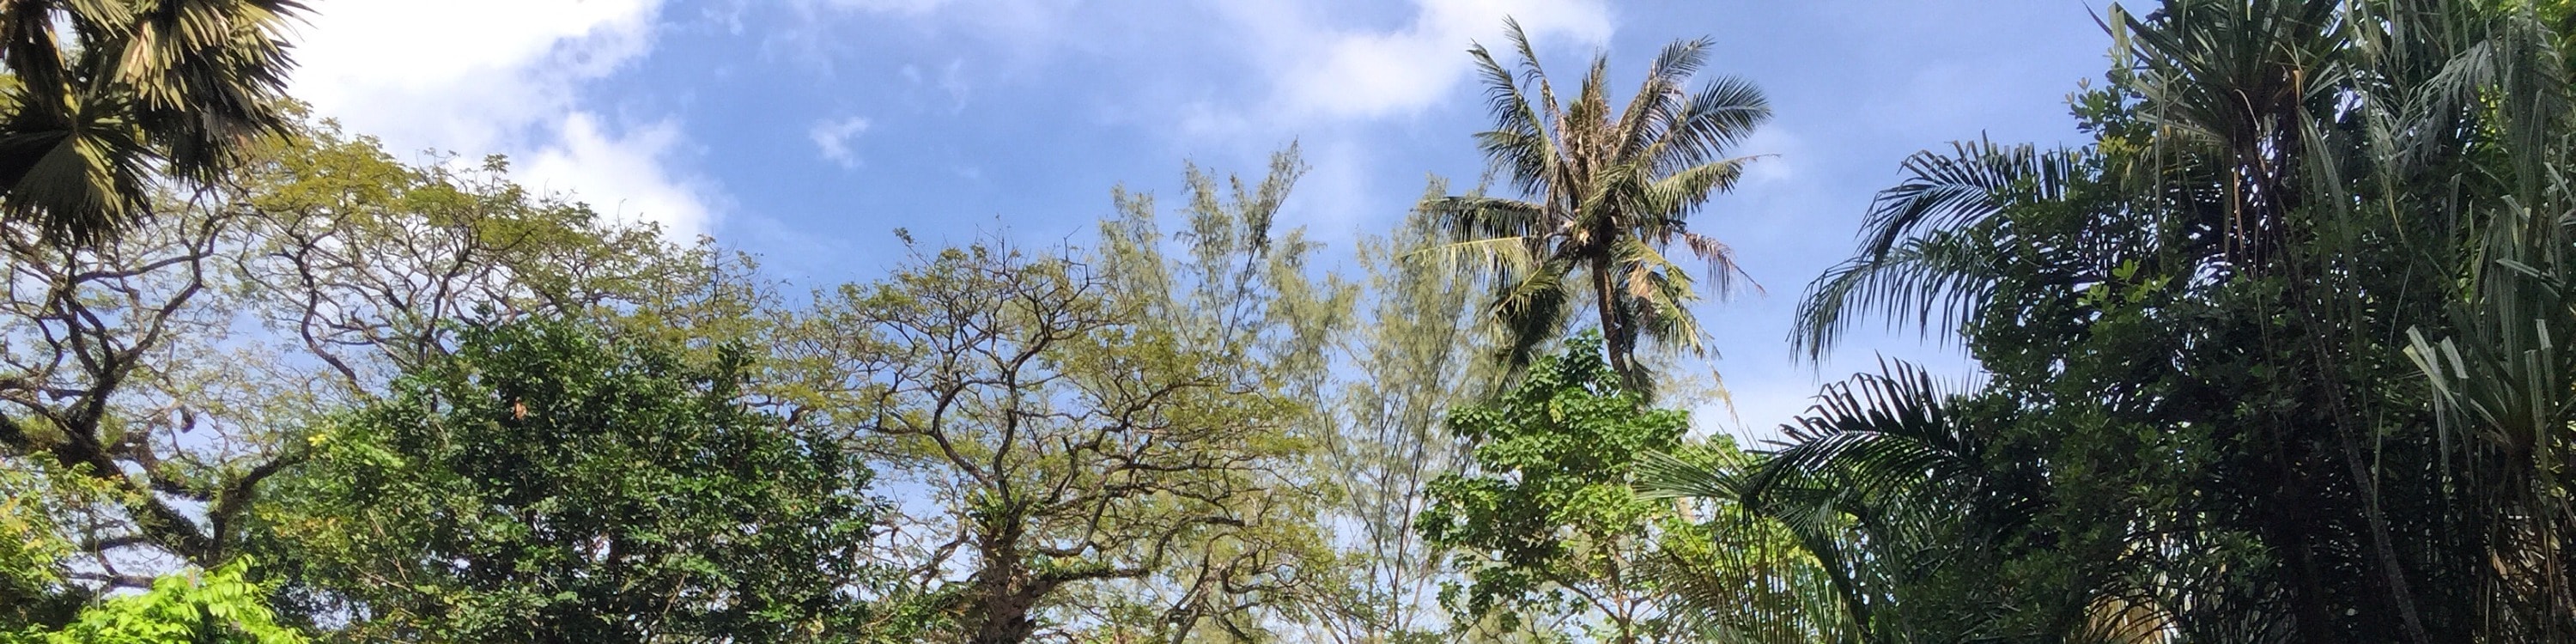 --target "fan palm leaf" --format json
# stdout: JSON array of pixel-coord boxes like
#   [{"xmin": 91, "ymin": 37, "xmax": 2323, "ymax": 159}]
[{"xmin": 0, "ymin": 0, "xmax": 305, "ymax": 246}]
